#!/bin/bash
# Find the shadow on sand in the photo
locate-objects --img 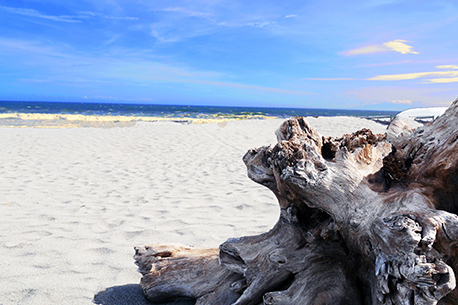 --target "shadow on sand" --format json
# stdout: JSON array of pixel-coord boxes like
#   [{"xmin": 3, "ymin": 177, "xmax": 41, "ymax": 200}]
[{"xmin": 93, "ymin": 284, "xmax": 196, "ymax": 305}]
